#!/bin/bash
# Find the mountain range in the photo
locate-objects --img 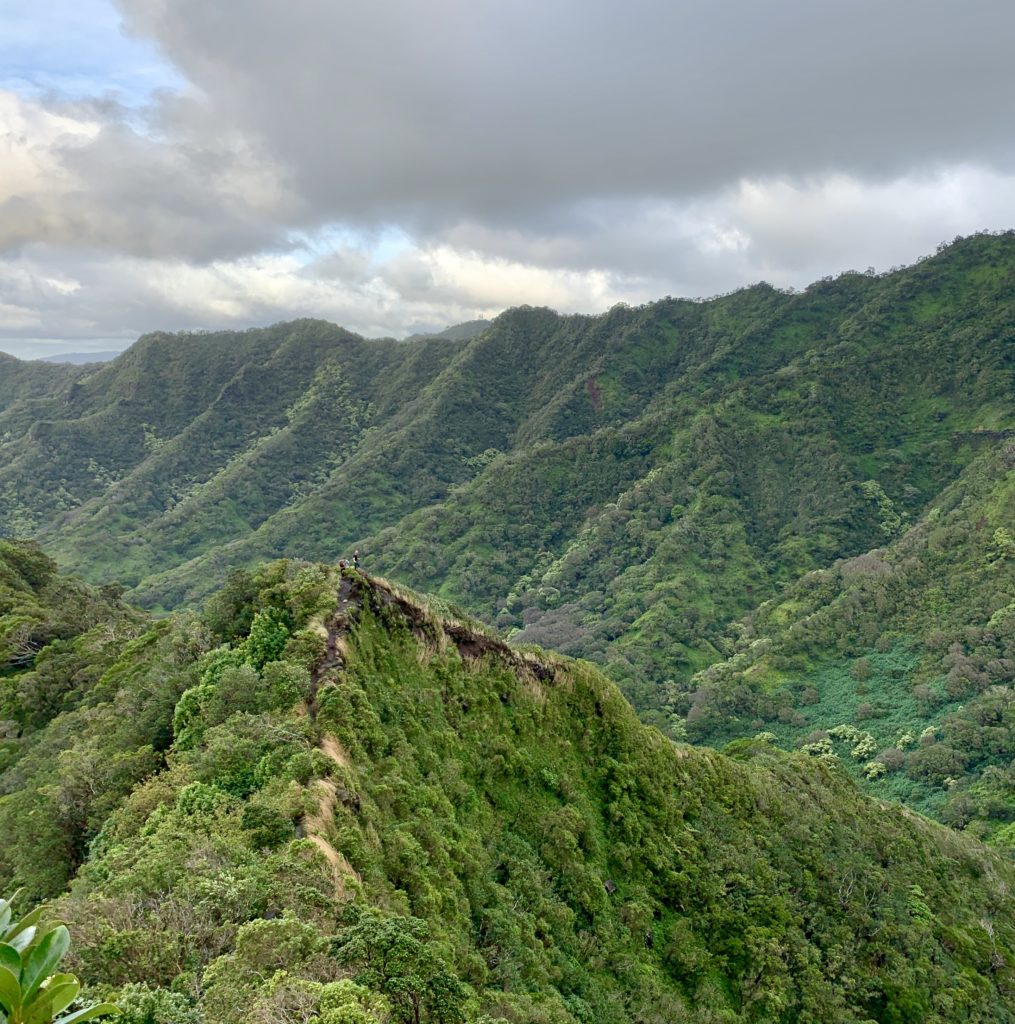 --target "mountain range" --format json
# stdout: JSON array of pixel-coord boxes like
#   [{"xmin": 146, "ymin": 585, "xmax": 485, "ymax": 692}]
[
  {"xmin": 1, "ymin": 231, "xmax": 1013, "ymax": 829},
  {"xmin": 3, "ymin": 232, "xmax": 1015, "ymax": 1021},
  {"xmin": 2, "ymin": 541, "xmax": 1015, "ymax": 1022}
]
